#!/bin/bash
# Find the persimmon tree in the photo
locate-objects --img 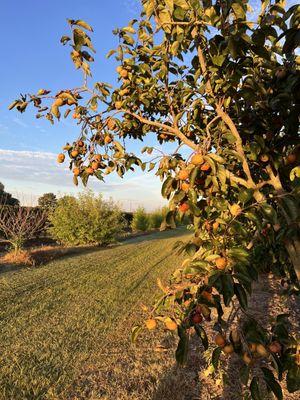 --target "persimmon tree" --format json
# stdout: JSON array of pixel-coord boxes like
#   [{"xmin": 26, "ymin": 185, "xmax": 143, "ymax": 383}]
[{"xmin": 10, "ymin": 0, "xmax": 300, "ymax": 397}]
